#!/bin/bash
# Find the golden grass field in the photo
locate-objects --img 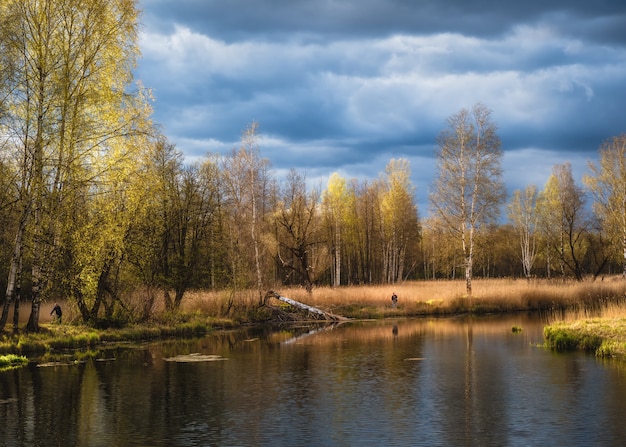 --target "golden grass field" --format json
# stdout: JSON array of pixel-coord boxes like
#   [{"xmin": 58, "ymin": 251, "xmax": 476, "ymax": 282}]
[
  {"xmin": 181, "ymin": 276, "xmax": 626, "ymax": 321},
  {"xmin": 42, "ymin": 275, "xmax": 626, "ymax": 325}
]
